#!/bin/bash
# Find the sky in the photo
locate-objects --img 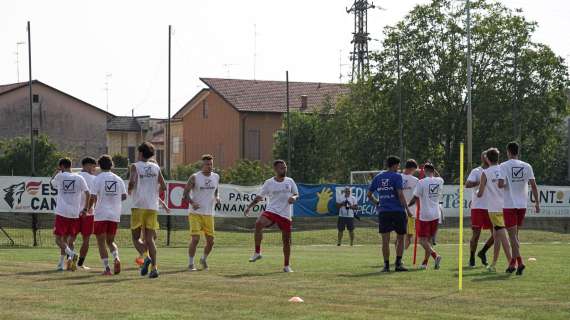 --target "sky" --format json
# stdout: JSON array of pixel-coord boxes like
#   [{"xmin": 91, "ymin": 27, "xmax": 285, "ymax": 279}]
[{"xmin": 0, "ymin": 0, "xmax": 568, "ymax": 118}]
